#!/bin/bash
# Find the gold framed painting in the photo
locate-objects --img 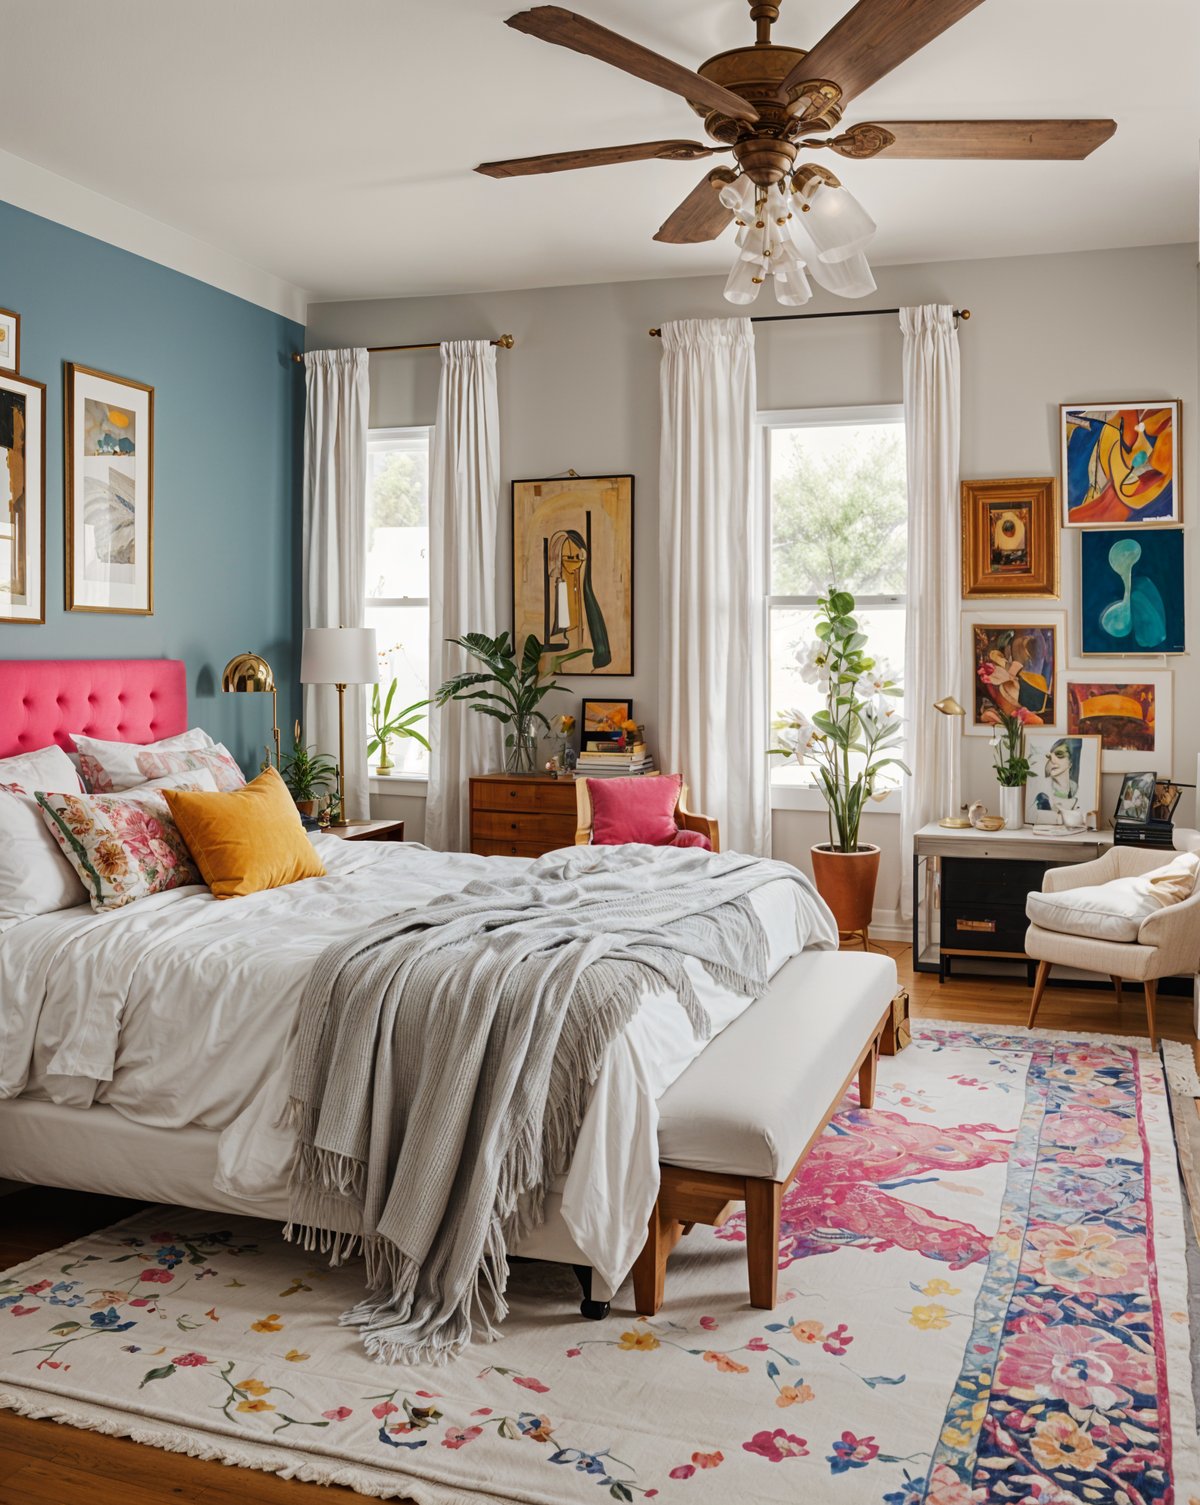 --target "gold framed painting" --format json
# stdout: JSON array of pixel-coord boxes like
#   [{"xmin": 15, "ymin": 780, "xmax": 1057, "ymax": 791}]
[
  {"xmin": 65, "ymin": 363, "xmax": 154, "ymax": 615},
  {"xmin": 0, "ymin": 369, "xmax": 46, "ymax": 624},
  {"xmin": 512, "ymin": 473, "xmax": 633, "ymax": 676},
  {"xmin": 961, "ymin": 477, "xmax": 1059, "ymax": 598}
]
